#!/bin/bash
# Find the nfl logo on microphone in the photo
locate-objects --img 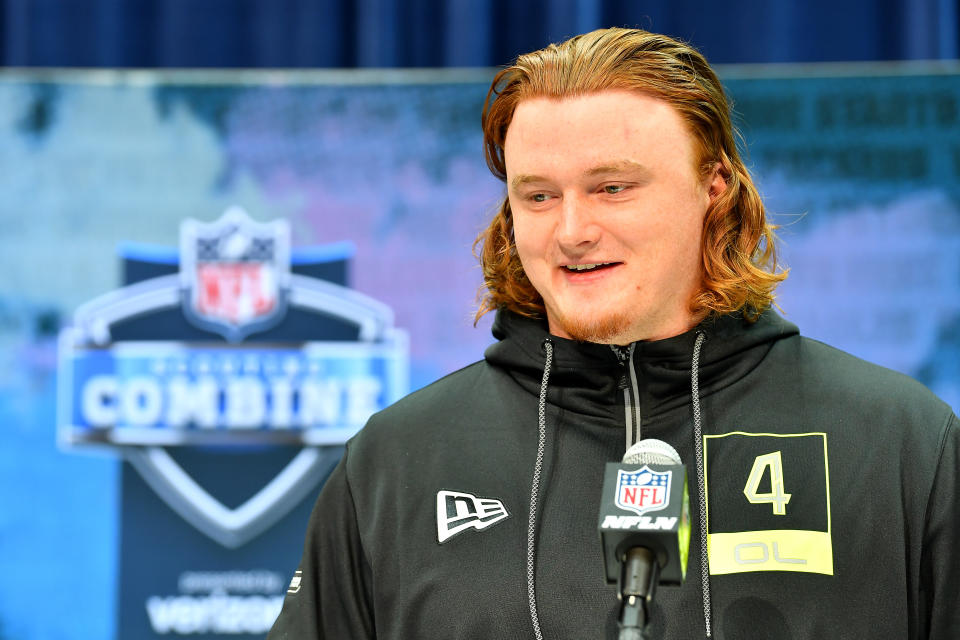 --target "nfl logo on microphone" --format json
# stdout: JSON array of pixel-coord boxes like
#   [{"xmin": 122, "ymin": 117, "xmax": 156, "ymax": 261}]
[{"xmin": 615, "ymin": 467, "xmax": 672, "ymax": 516}]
